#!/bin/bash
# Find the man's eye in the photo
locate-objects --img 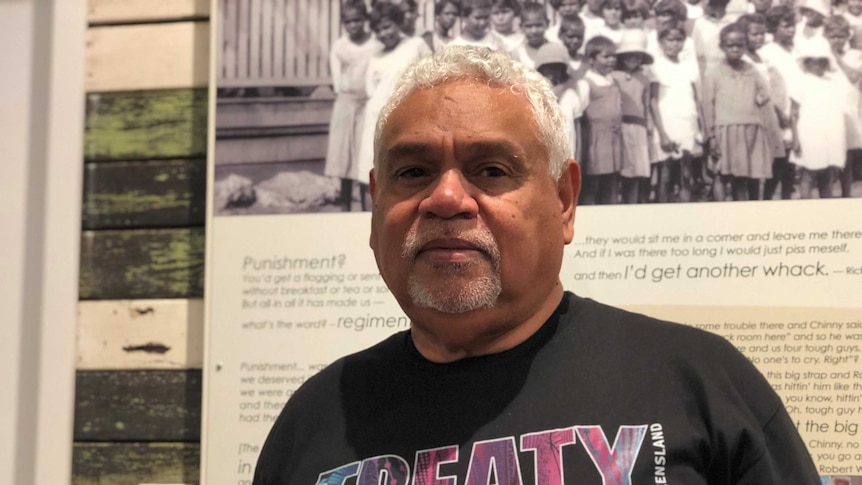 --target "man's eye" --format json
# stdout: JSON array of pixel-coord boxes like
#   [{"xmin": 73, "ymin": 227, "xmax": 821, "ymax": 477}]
[
  {"xmin": 397, "ymin": 167, "xmax": 427, "ymax": 178},
  {"xmin": 480, "ymin": 166, "xmax": 507, "ymax": 177}
]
